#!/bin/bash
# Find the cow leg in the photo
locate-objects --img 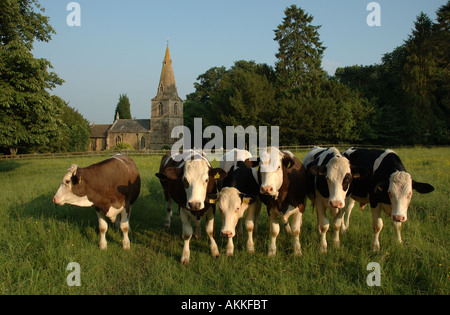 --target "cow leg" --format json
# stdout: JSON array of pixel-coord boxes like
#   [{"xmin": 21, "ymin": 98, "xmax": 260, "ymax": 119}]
[
  {"xmin": 291, "ymin": 209, "xmax": 303, "ymax": 257},
  {"xmin": 245, "ymin": 200, "xmax": 261, "ymax": 254},
  {"xmin": 96, "ymin": 211, "xmax": 108, "ymax": 250},
  {"xmin": 164, "ymin": 192, "xmax": 172, "ymax": 230},
  {"xmin": 120, "ymin": 206, "xmax": 131, "ymax": 250},
  {"xmin": 268, "ymin": 209, "xmax": 280, "ymax": 257},
  {"xmin": 226, "ymin": 237, "xmax": 234, "ymax": 256},
  {"xmin": 317, "ymin": 201, "xmax": 329, "ymax": 254},
  {"xmin": 205, "ymin": 208, "xmax": 220, "ymax": 259},
  {"xmin": 341, "ymin": 197, "xmax": 355, "ymax": 234},
  {"xmin": 180, "ymin": 208, "xmax": 192, "ymax": 265},
  {"xmin": 371, "ymin": 205, "xmax": 384, "ymax": 252},
  {"xmin": 393, "ymin": 221, "xmax": 402, "ymax": 244},
  {"xmin": 332, "ymin": 209, "xmax": 344, "ymax": 248}
]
